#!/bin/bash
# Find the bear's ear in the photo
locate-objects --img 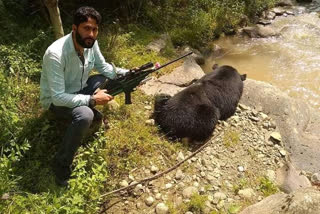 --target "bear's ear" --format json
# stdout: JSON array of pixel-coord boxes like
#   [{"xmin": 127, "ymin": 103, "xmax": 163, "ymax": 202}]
[
  {"xmin": 241, "ymin": 74, "xmax": 247, "ymax": 81},
  {"xmin": 212, "ymin": 63, "xmax": 219, "ymax": 71}
]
